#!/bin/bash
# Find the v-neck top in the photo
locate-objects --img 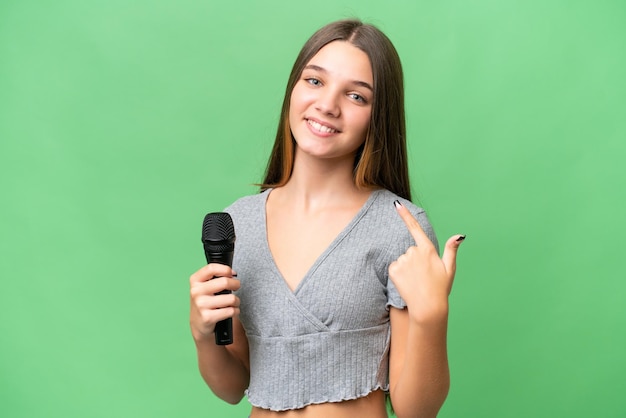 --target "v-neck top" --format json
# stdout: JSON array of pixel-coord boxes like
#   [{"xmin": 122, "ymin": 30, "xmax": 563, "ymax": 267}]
[{"xmin": 225, "ymin": 188, "xmax": 438, "ymax": 411}]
